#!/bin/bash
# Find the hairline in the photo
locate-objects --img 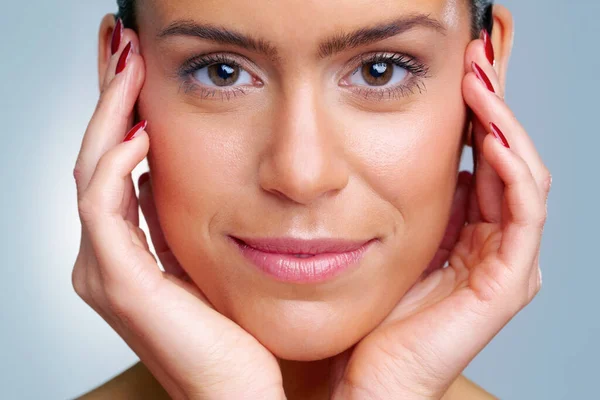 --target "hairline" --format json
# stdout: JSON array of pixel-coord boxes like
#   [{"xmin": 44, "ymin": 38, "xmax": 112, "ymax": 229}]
[{"xmin": 116, "ymin": 0, "xmax": 494, "ymax": 39}]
